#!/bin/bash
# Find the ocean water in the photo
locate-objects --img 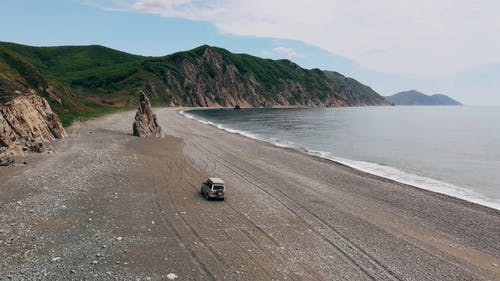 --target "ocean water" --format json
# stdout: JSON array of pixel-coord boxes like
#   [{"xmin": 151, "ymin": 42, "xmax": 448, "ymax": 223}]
[{"xmin": 181, "ymin": 106, "xmax": 500, "ymax": 210}]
